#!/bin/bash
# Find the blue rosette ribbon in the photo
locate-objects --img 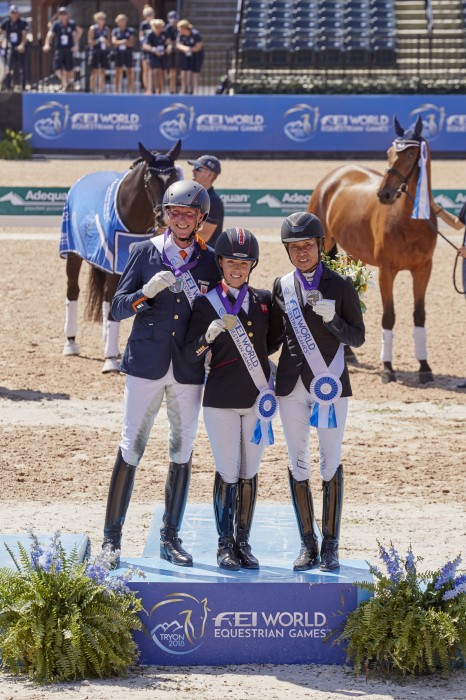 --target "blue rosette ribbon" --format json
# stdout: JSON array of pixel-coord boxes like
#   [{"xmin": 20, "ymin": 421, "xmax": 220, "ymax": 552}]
[
  {"xmin": 309, "ymin": 373, "xmax": 342, "ymax": 429},
  {"xmin": 251, "ymin": 389, "xmax": 279, "ymax": 446}
]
